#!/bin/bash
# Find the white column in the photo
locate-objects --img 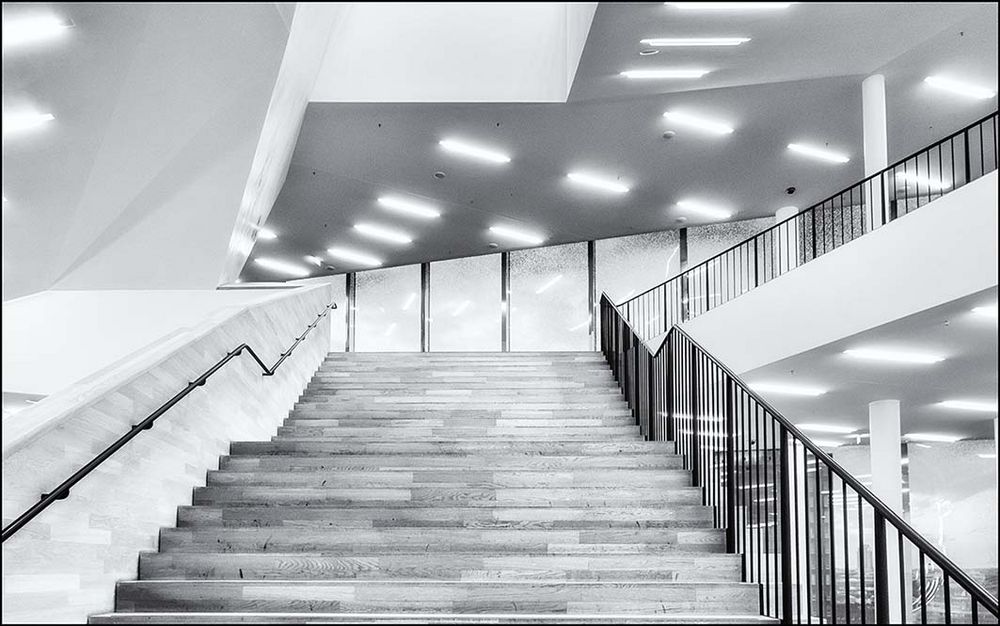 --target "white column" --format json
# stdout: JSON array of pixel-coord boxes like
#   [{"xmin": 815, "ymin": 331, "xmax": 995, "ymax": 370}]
[
  {"xmin": 774, "ymin": 205, "xmax": 800, "ymax": 275},
  {"xmin": 863, "ymin": 75, "xmax": 888, "ymax": 230},
  {"xmin": 869, "ymin": 399, "xmax": 906, "ymax": 623}
]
